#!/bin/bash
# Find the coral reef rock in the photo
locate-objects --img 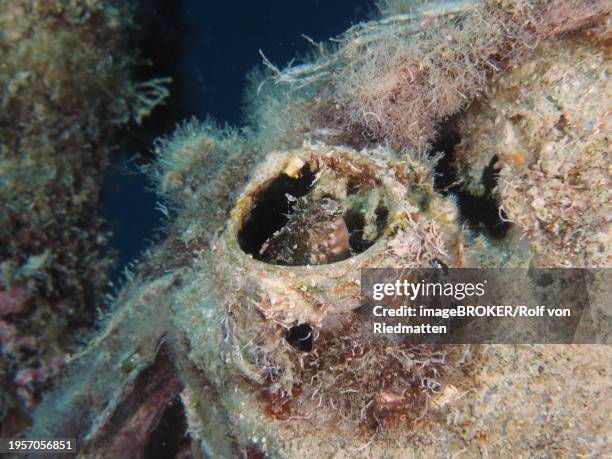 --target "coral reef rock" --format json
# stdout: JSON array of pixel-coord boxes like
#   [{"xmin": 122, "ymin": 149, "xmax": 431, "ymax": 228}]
[{"xmin": 0, "ymin": 0, "xmax": 166, "ymax": 435}]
